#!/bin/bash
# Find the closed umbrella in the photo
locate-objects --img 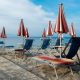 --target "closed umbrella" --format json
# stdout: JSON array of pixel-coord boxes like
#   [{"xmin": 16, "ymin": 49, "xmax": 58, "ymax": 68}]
[
  {"xmin": 0, "ymin": 27, "xmax": 7, "ymax": 48},
  {"xmin": 54, "ymin": 3, "xmax": 69, "ymax": 57},
  {"xmin": 47, "ymin": 21, "xmax": 53, "ymax": 36},
  {"xmin": 17, "ymin": 19, "xmax": 26, "ymax": 47},
  {"xmin": 25, "ymin": 27, "xmax": 29, "ymax": 38},
  {"xmin": 42, "ymin": 28, "xmax": 46, "ymax": 38},
  {"xmin": 70, "ymin": 23, "xmax": 76, "ymax": 37},
  {"xmin": 18, "ymin": 19, "xmax": 26, "ymax": 37}
]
